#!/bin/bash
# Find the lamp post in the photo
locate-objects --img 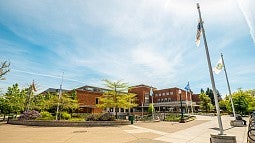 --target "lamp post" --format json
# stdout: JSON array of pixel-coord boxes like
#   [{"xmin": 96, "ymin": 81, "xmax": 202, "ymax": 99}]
[{"xmin": 179, "ymin": 89, "xmax": 185, "ymax": 123}]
